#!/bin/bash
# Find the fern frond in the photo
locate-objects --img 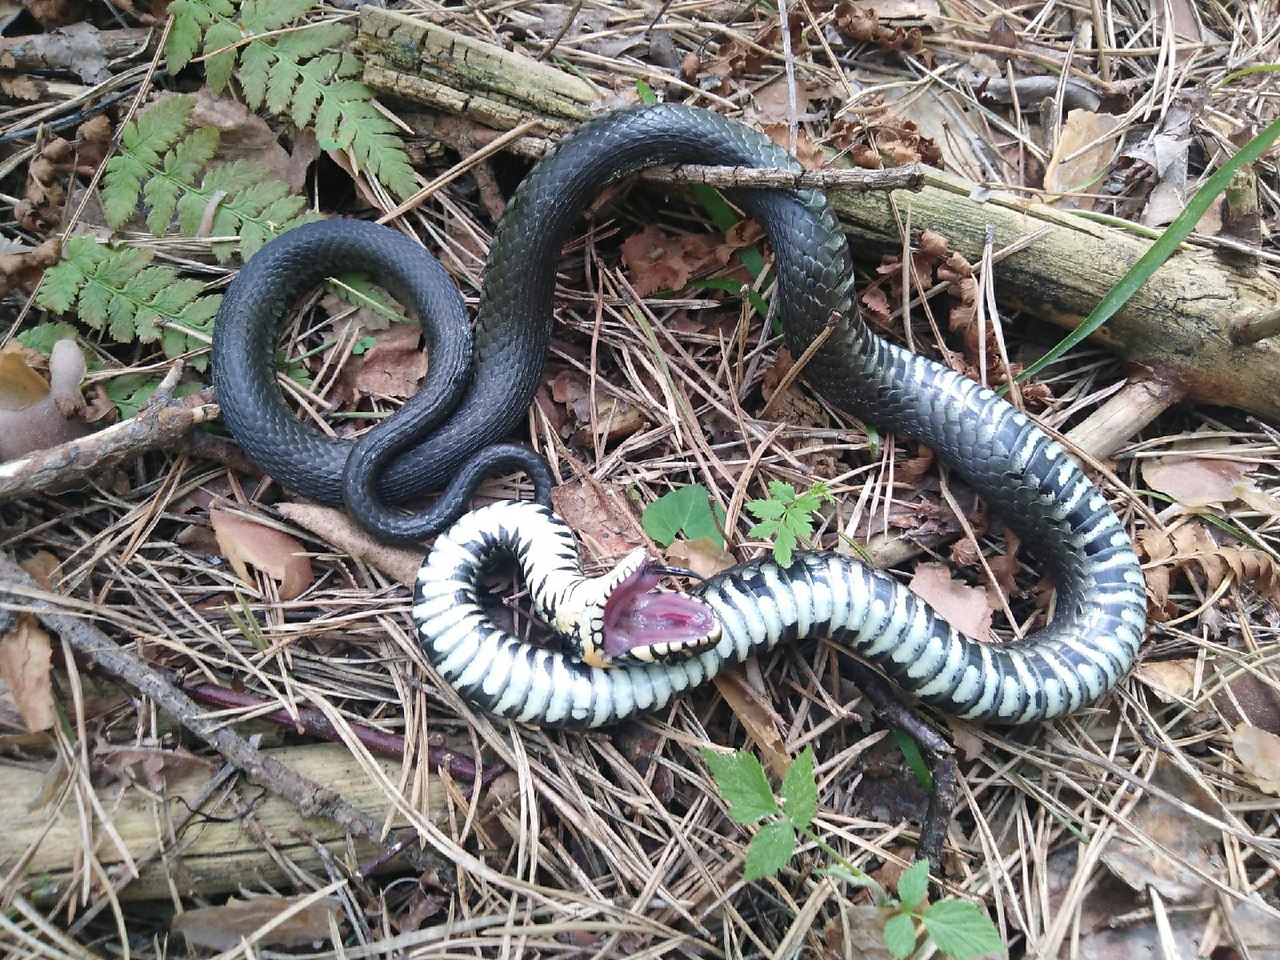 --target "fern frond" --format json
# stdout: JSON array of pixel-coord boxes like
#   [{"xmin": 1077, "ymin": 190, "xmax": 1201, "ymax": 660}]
[
  {"xmin": 102, "ymin": 97, "xmax": 315, "ymax": 259},
  {"xmin": 161, "ymin": 1, "xmax": 419, "ymax": 200},
  {"xmin": 36, "ymin": 236, "xmax": 220, "ymax": 368},
  {"xmin": 166, "ymin": 0, "xmax": 235, "ymax": 73},
  {"xmin": 239, "ymin": 0, "xmax": 313, "ymax": 34}
]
